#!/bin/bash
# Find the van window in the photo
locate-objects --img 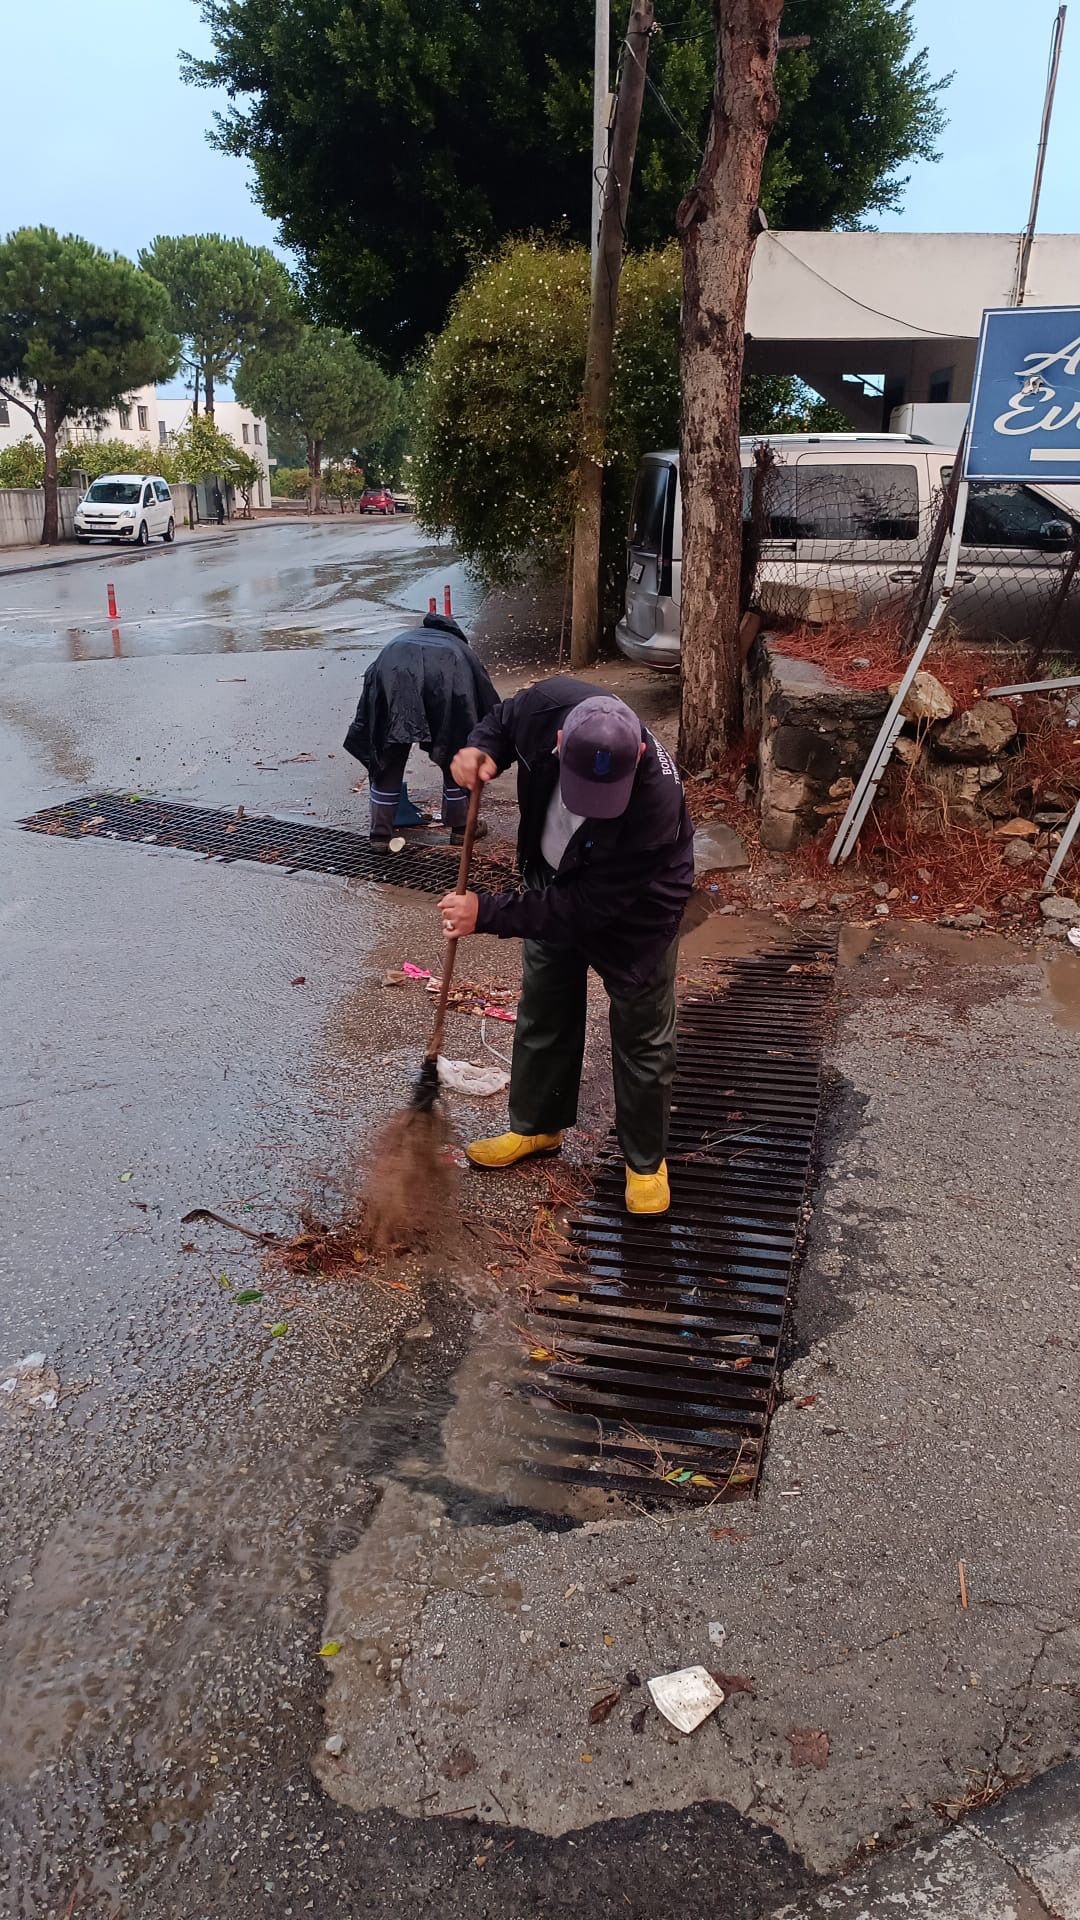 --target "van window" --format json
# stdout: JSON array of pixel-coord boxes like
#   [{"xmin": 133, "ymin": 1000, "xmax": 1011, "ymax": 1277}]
[
  {"xmin": 154, "ymin": 480, "xmax": 171, "ymax": 503},
  {"xmin": 629, "ymin": 463, "xmax": 674, "ymax": 553},
  {"xmin": 795, "ymin": 463, "xmax": 920, "ymax": 541},
  {"xmin": 86, "ymin": 479, "xmax": 140, "ymax": 504},
  {"xmin": 963, "ymin": 482, "xmax": 1075, "ymax": 550},
  {"xmin": 743, "ymin": 464, "xmax": 799, "ymax": 537}
]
